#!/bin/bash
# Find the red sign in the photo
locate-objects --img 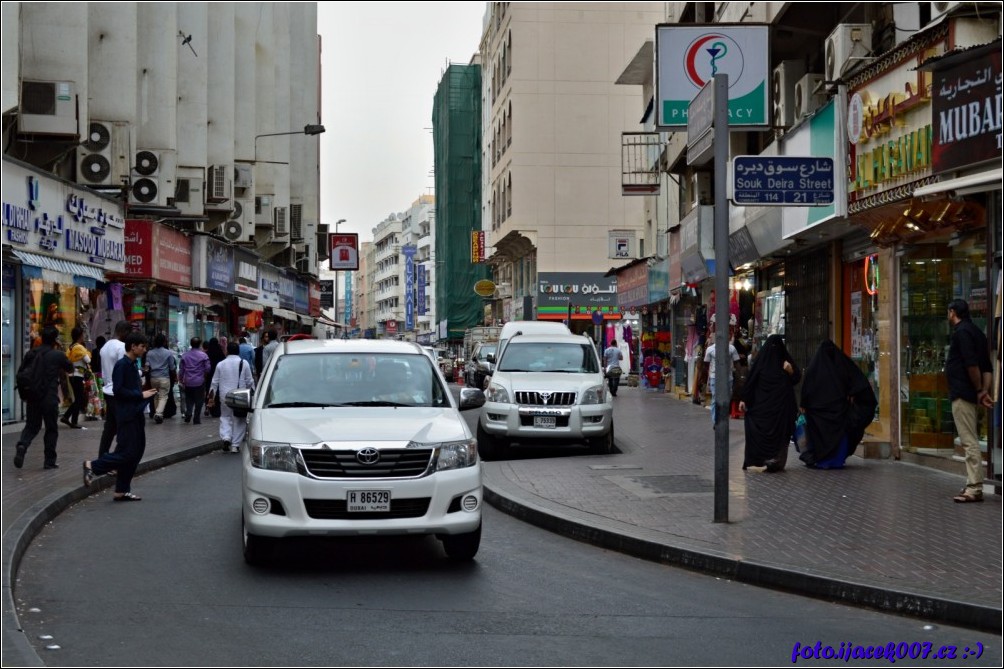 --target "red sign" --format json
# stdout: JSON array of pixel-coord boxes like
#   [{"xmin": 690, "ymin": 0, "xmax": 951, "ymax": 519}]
[
  {"xmin": 471, "ymin": 231, "xmax": 486, "ymax": 263},
  {"xmin": 122, "ymin": 219, "xmax": 192, "ymax": 286},
  {"xmin": 329, "ymin": 233, "xmax": 359, "ymax": 271},
  {"xmin": 385, "ymin": 320, "xmax": 398, "ymax": 335},
  {"xmin": 308, "ymin": 279, "xmax": 321, "ymax": 317}
]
